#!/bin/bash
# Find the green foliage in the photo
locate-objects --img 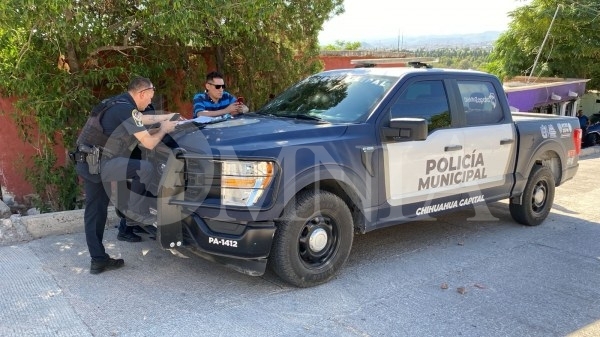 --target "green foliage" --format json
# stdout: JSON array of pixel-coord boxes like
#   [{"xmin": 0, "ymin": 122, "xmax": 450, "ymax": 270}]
[
  {"xmin": 0, "ymin": 0, "xmax": 343, "ymax": 211},
  {"xmin": 321, "ymin": 40, "xmax": 362, "ymax": 51},
  {"xmin": 413, "ymin": 48, "xmax": 491, "ymax": 71},
  {"xmin": 24, "ymin": 145, "xmax": 79, "ymax": 212},
  {"xmin": 487, "ymin": 0, "xmax": 600, "ymax": 89}
]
